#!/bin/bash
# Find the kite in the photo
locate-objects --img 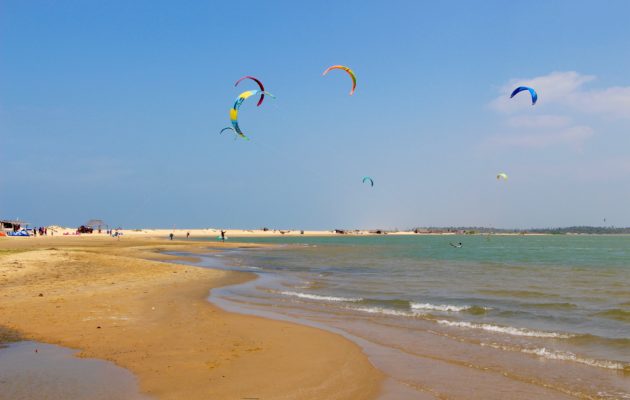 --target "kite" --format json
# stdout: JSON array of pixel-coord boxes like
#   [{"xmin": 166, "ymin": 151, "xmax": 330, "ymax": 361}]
[
  {"xmin": 362, "ymin": 176, "xmax": 374, "ymax": 187},
  {"xmin": 510, "ymin": 86, "xmax": 538, "ymax": 105},
  {"xmin": 323, "ymin": 65, "xmax": 357, "ymax": 95},
  {"xmin": 234, "ymin": 76, "xmax": 266, "ymax": 106},
  {"xmin": 230, "ymin": 90, "xmax": 275, "ymax": 139},
  {"xmin": 496, "ymin": 173, "xmax": 508, "ymax": 180},
  {"xmin": 219, "ymin": 126, "xmax": 245, "ymax": 140}
]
